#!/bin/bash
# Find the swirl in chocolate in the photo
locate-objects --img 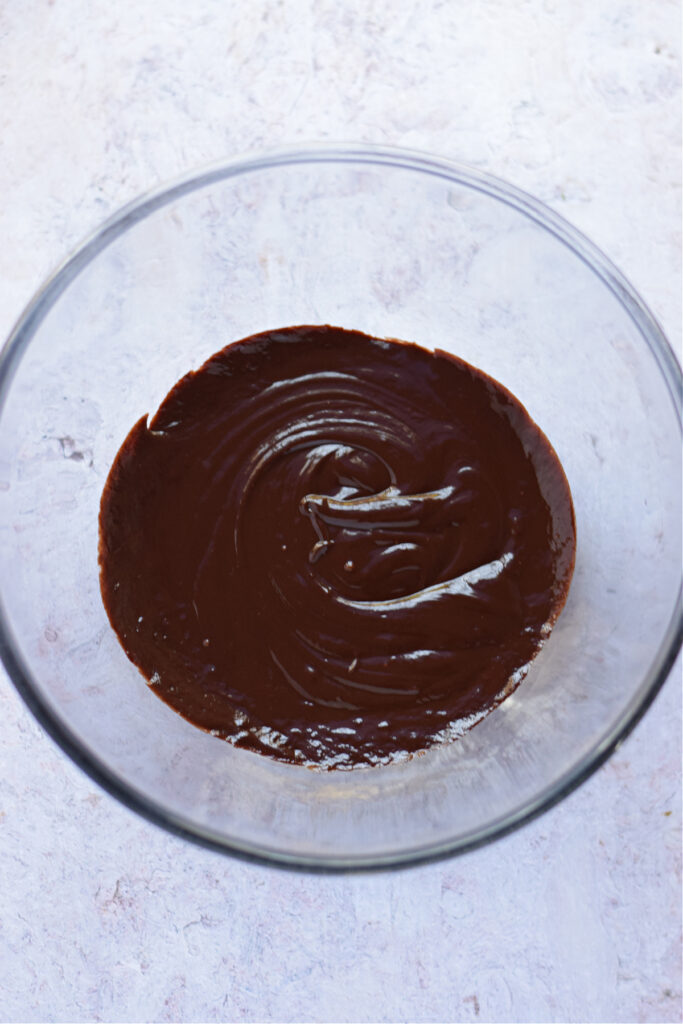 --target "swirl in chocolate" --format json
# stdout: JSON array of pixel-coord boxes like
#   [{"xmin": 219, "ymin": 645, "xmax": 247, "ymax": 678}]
[{"xmin": 99, "ymin": 326, "xmax": 575, "ymax": 768}]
